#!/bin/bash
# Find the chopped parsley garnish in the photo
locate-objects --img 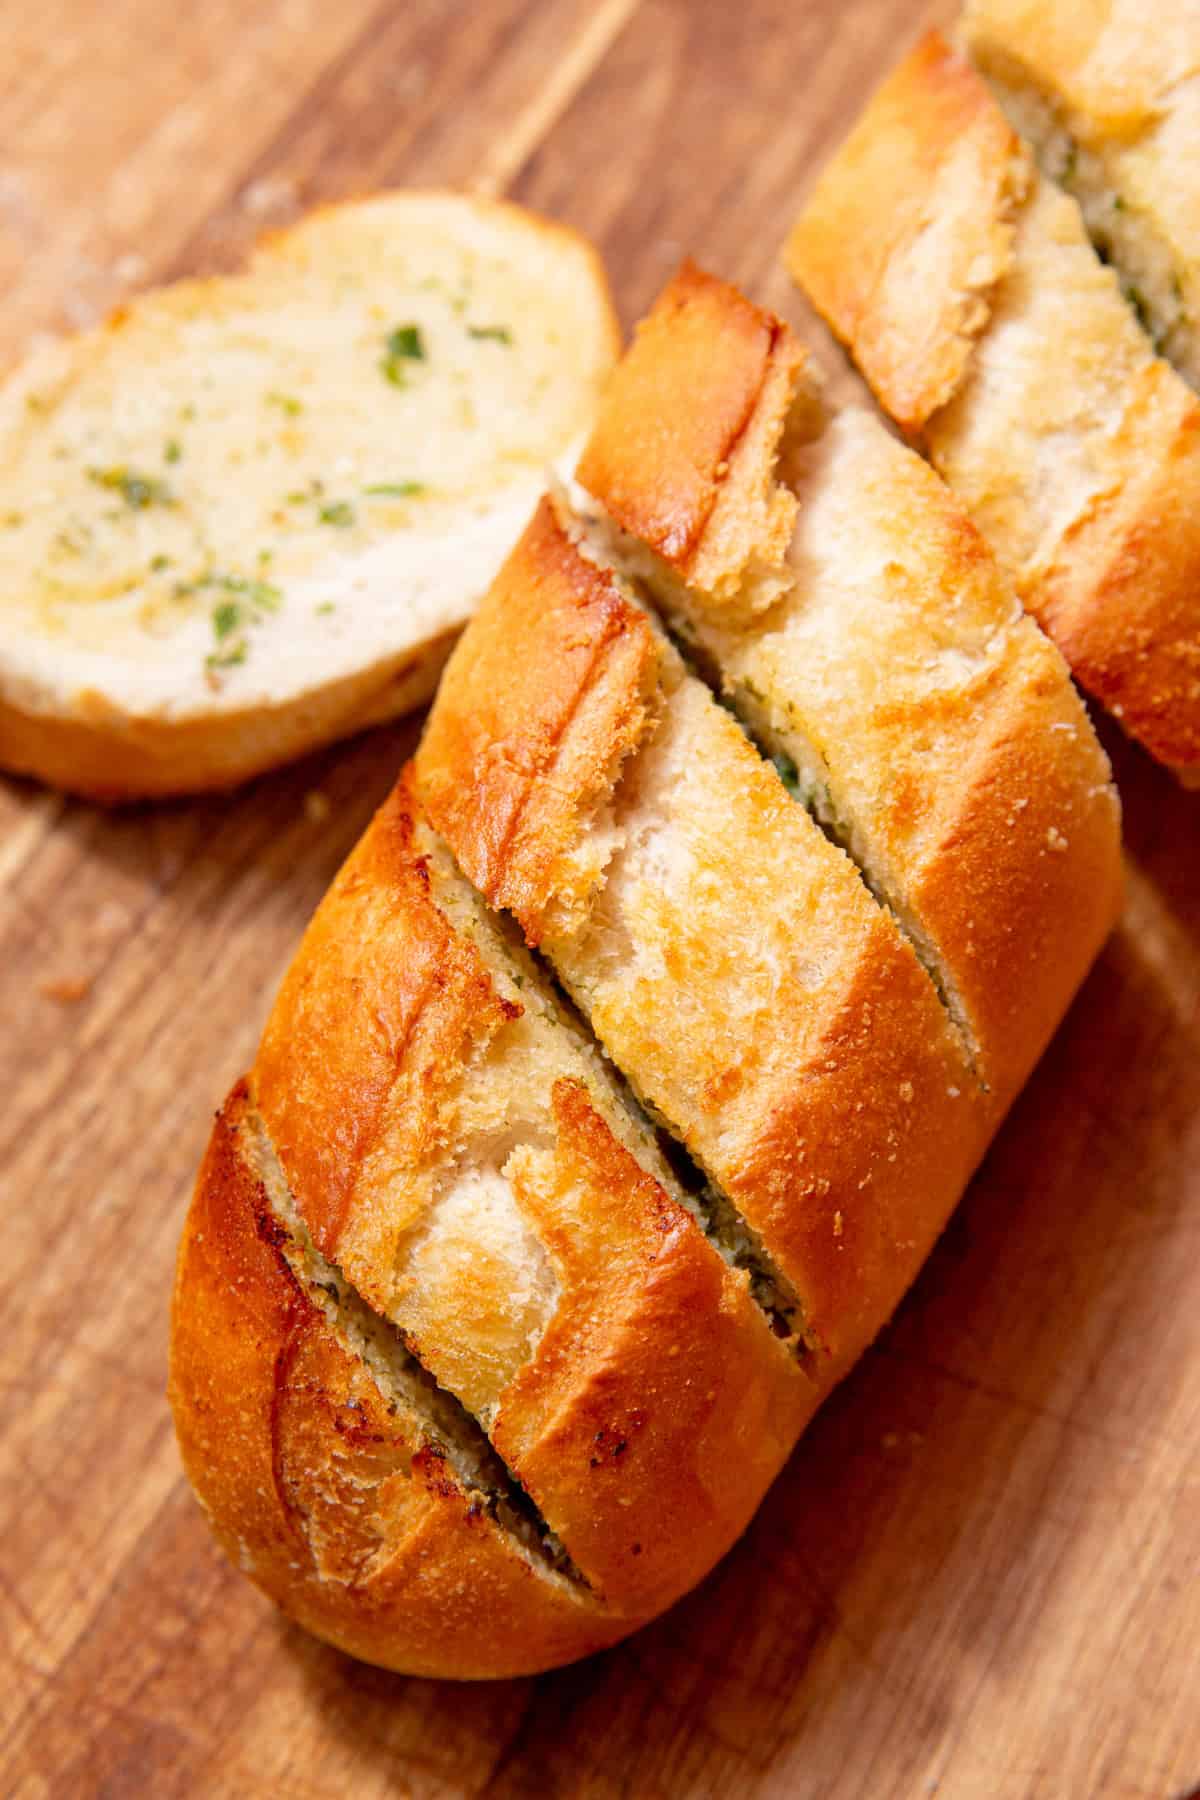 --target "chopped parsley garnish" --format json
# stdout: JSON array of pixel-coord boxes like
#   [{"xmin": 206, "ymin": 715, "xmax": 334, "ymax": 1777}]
[
  {"xmin": 150, "ymin": 553, "xmax": 171, "ymax": 572},
  {"xmin": 205, "ymin": 640, "xmax": 248, "ymax": 673},
  {"xmin": 363, "ymin": 481, "xmax": 425, "ymax": 498},
  {"xmin": 315, "ymin": 601, "xmax": 336, "ymax": 616},
  {"xmin": 266, "ymin": 390, "xmax": 303, "ymax": 415},
  {"xmin": 200, "ymin": 571, "xmax": 282, "ymax": 679},
  {"xmin": 212, "ymin": 599, "xmax": 242, "ymax": 640},
  {"xmin": 468, "ymin": 324, "xmax": 513, "ymax": 345},
  {"xmin": 87, "ymin": 465, "xmax": 175, "ymax": 509},
  {"xmin": 380, "ymin": 323, "xmax": 426, "ymax": 385},
  {"xmin": 318, "ymin": 500, "xmax": 356, "ymax": 528},
  {"xmin": 164, "ymin": 438, "xmax": 182, "ymax": 464}
]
